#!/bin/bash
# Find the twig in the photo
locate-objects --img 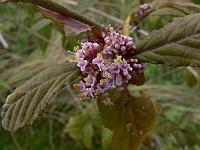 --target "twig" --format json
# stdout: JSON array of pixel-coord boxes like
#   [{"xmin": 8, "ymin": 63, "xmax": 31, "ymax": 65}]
[
  {"xmin": 0, "ymin": 33, "xmax": 9, "ymax": 49},
  {"xmin": 49, "ymin": 119, "xmax": 54, "ymax": 150},
  {"xmin": 1, "ymin": 15, "xmax": 63, "ymax": 53},
  {"xmin": 89, "ymin": 7, "xmax": 123, "ymax": 25},
  {"xmin": 10, "ymin": 133, "xmax": 23, "ymax": 150},
  {"xmin": 63, "ymin": 0, "xmax": 149, "ymax": 36}
]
